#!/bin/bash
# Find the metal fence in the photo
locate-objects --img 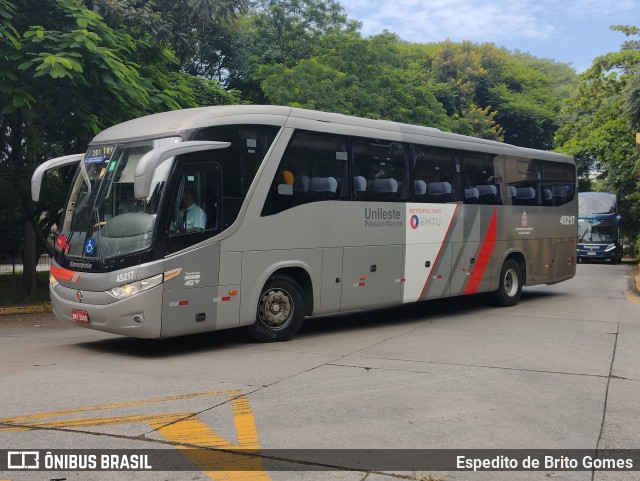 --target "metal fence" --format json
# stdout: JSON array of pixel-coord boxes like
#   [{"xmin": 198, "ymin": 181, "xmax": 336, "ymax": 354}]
[{"xmin": 0, "ymin": 221, "xmax": 54, "ymax": 276}]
